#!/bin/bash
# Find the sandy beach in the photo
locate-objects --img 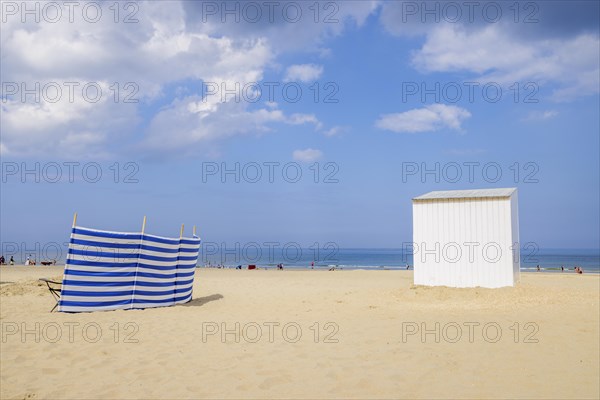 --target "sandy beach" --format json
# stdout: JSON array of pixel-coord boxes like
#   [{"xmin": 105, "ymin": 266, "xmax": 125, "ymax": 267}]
[{"xmin": 1, "ymin": 266, "xmax": 598, "ymax": 399}]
